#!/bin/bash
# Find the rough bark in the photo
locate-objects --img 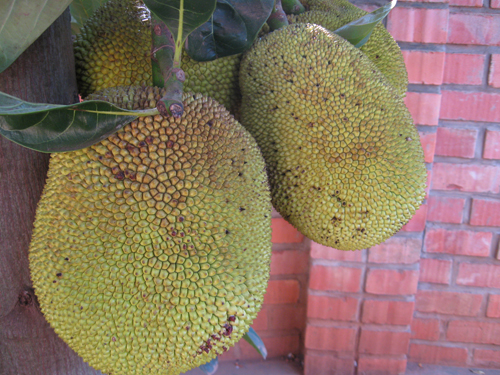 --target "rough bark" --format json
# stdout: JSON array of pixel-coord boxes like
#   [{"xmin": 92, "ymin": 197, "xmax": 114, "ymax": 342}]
[{"xmin": 0, "ymin": 9, "xmax": 102, "ymax": 375}]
